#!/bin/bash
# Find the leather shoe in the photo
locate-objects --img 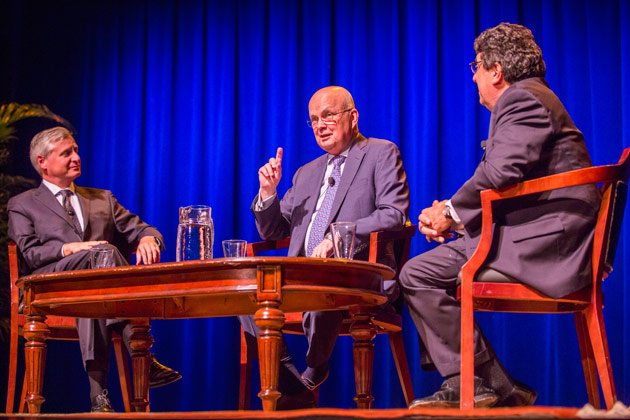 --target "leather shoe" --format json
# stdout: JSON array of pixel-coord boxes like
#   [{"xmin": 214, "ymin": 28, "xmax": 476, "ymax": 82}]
[
  {"xmin": 408, "ymin": 376, "xmax": 498, "ymax": 409},
  {"xmin": 91, "ymin": 390, "xmax": 114, "ymax": 413},
  {"xmin": 149, "ymin": 356, "xmax": 182, "ymax": 388},
  {"xmin": 496, "ymin": 380, "xmax": 537, "ymax": 407},
  {"xmin": 276, "ymin": 387, "xmax": 316, "ymax": 410}
]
